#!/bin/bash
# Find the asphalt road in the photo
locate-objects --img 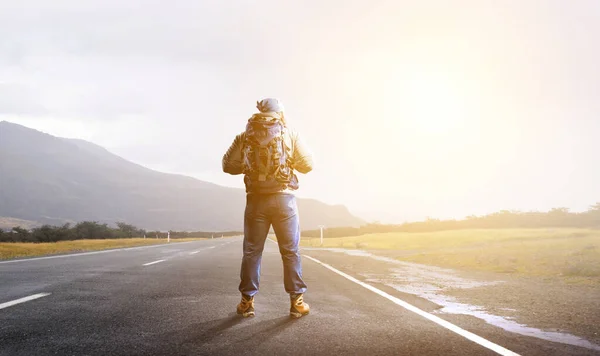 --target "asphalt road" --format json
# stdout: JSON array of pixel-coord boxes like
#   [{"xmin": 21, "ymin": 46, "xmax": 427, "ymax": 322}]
[{"xmin": 1, "ymin": 238, "xmax": 597, "ymax": 356}]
